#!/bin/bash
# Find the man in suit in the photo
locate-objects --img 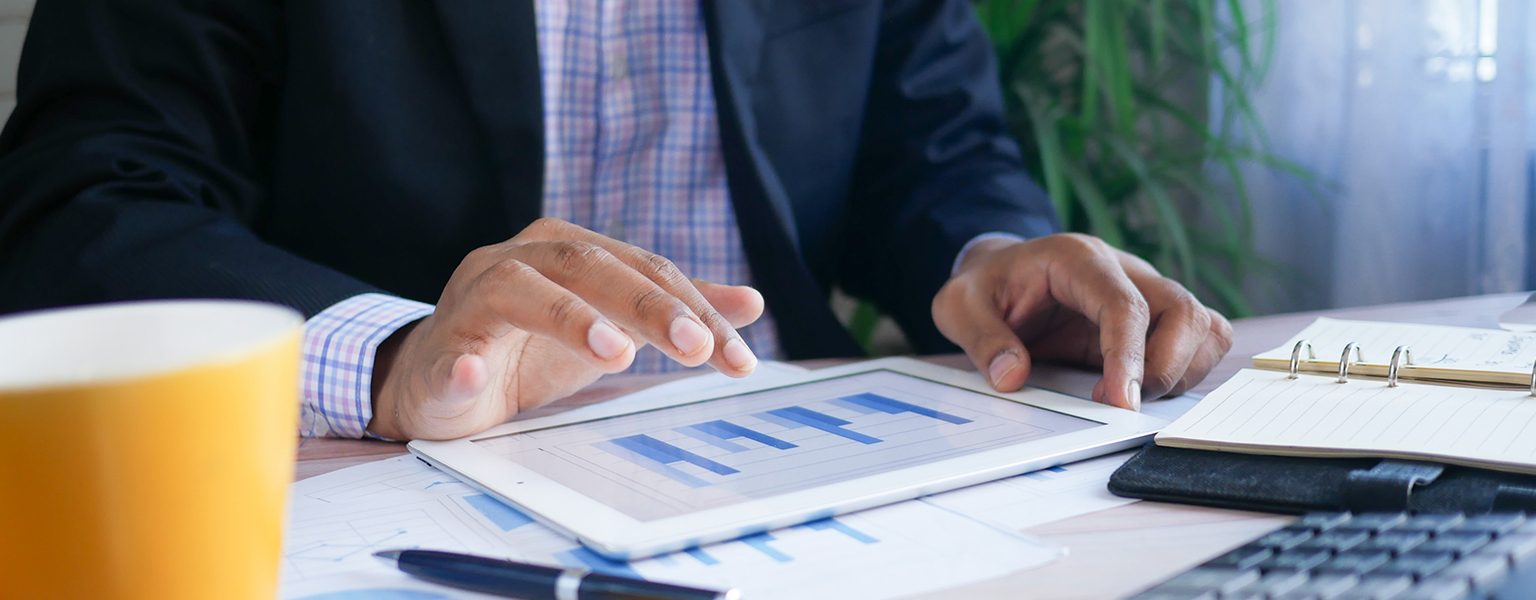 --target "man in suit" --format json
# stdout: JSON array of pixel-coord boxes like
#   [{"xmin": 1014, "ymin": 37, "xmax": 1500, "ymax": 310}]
[{"xmin": 0, "ymin": 0, "xmax": 1231, "ymax": 440}]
